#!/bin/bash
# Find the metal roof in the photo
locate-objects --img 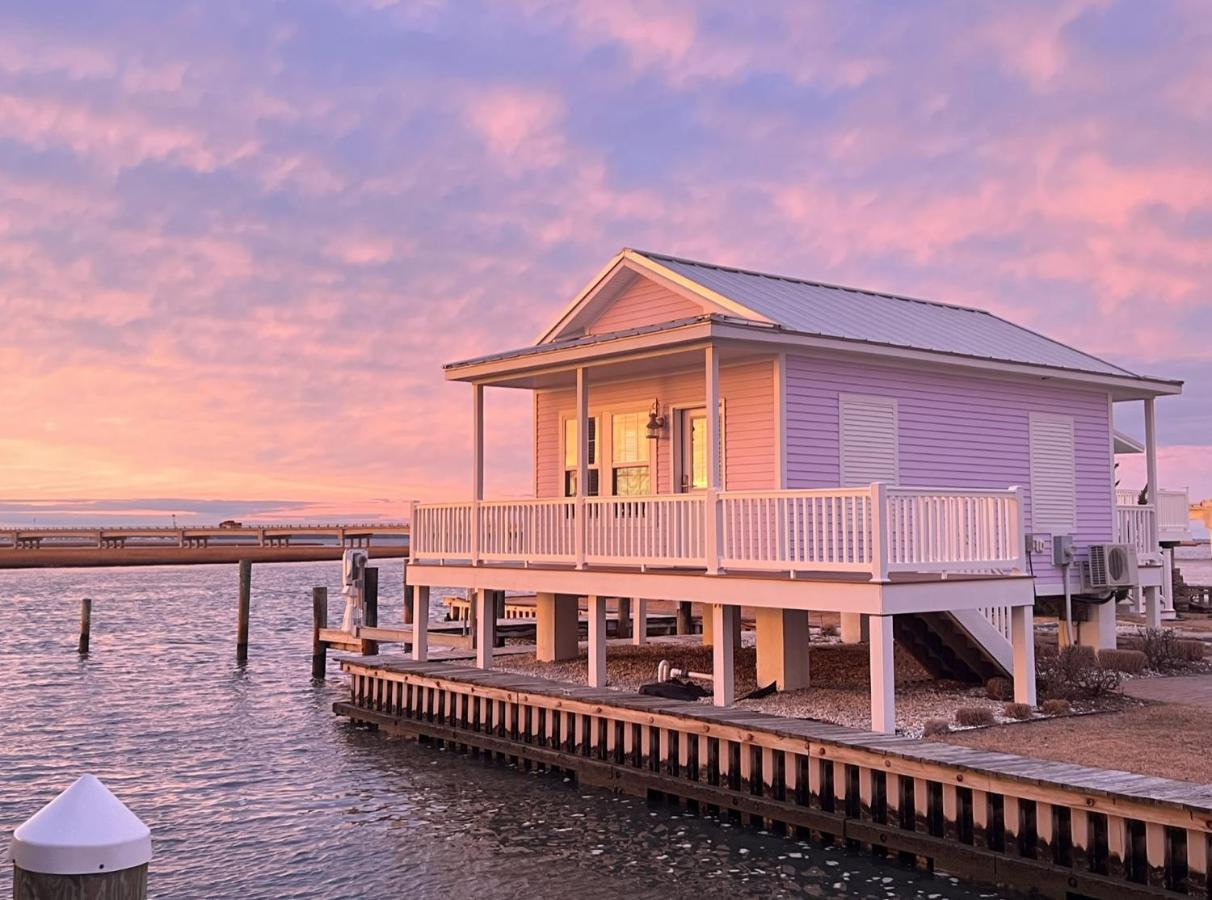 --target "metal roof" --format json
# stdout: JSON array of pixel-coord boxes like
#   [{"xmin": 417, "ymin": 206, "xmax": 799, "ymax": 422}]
[{"xmin": 635, "ymin": 250, "xmax": 1137, "ymax": 378}]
